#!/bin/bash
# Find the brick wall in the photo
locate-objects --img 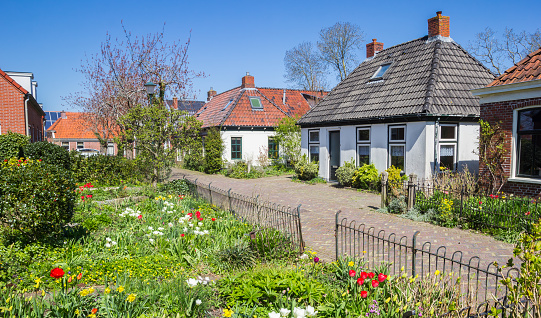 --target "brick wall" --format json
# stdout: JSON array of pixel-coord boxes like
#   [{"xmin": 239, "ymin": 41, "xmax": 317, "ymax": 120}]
[
  {"xmin": 0, "ymin": 75, "xmax": 25, "ymax": 135},
  {"xmin": 480, "ymin": 96, "xmax": 541, "ymax": 196},
  {"xmin": 27, "ymin": 101, "xmax": 44, "ymax": 142}
]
